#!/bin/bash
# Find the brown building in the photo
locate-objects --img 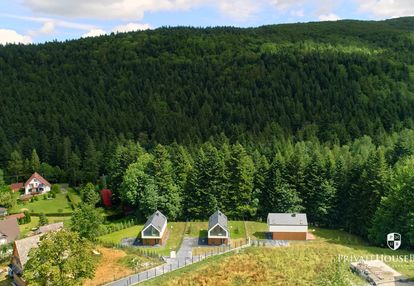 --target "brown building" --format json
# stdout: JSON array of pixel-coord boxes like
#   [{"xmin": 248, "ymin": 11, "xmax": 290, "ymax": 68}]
[
  {"xmin": 207, "ymin": 210, "xmax": 230, "ymax": 245},
  {"xmin": 267, "ymin": 213, "xmax": 308, "ymax": 240},
  {"xmin": 141, "ymin": 210, "xmax": 168, "ymax": 246}
]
